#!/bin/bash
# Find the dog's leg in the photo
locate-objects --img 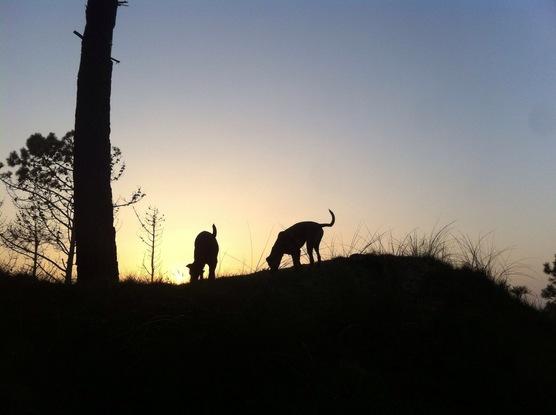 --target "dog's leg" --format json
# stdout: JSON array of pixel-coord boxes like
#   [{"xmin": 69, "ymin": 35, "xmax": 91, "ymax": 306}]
[
  {"xmin": 292, "ymin": 250, "xmax": 302, "ymax": 268},
  {"xmin": 315, "ymin": 229, "xmax": 324, "ymax": 264},
  {"xmin": 306, "ymin": 241, "xmax": 315, "ymax": 265},
  {"xmin": 315, "ymin": 241, "xmax": 322, "ymax": 263},
  {"xmin": 208, "ymin": 261, "xmax": 216, "ymax": 280}
]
